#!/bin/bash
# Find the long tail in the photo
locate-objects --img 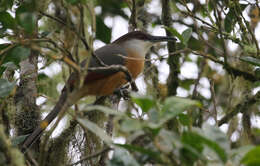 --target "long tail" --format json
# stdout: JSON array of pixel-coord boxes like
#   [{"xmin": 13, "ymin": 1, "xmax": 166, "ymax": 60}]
[{"xmin": 21, "ymin": 89, "xmax": 69, "ymax": 153}]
